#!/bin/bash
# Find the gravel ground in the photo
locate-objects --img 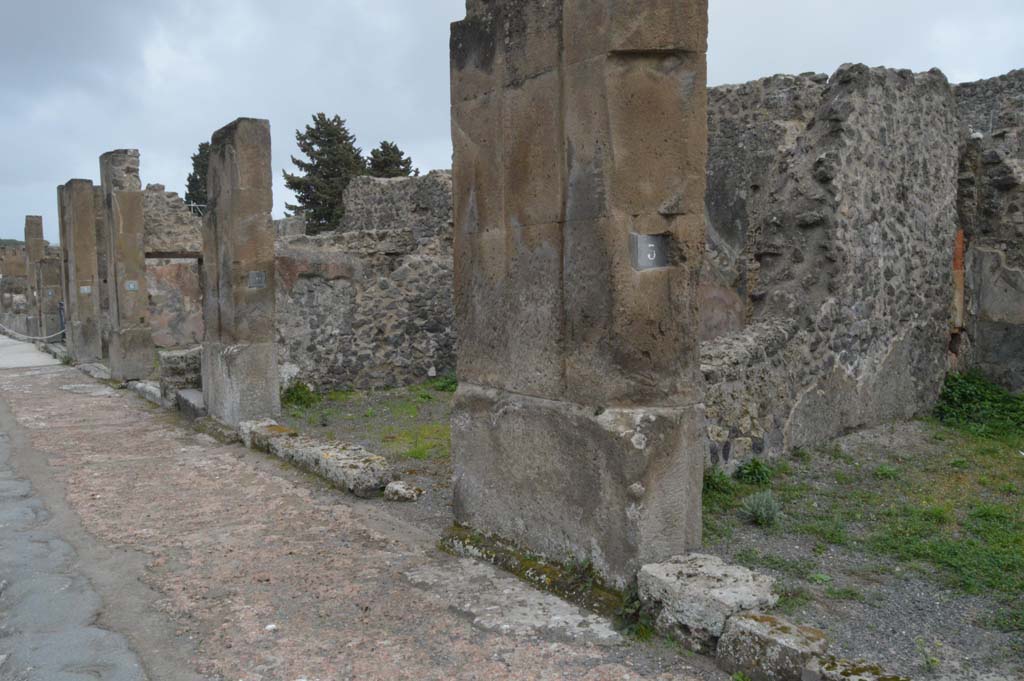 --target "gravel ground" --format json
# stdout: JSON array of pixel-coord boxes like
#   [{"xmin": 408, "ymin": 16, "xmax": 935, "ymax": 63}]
[
  {"xmin": 706, "ymin": 421, "xmax": 1023, "ymax": 680},
  {"xmin": 0, "ymin": 363, "xmax": 723, "ymax": 681}
]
